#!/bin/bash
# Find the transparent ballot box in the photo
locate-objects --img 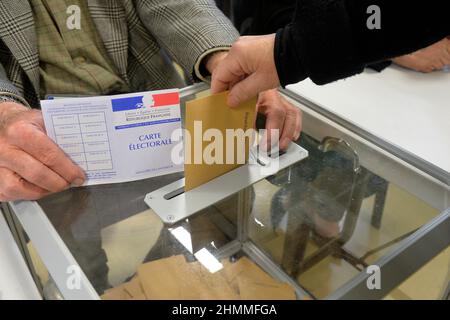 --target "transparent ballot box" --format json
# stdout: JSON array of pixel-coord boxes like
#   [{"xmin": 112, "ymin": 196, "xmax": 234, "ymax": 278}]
[{"xmin": 3, "ymin": 83, "xmax": 449, "ymax": 300}]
